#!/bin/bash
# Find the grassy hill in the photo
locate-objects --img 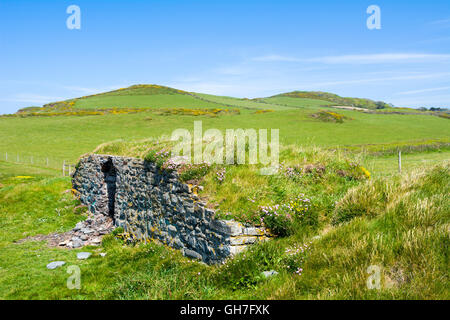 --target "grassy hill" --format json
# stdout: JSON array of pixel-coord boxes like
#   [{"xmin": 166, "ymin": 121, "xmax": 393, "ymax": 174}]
[
  {"xmin": 265, "ymin": 91, "xmax": 391, "ymax": 110},
  {"xmin": 0, "ymin": 84, "xmax": 448, "ymax": 165},
  {"xmin": 9, "ymin": 84, "xmax": 448, "ymax": 116},
  {"xmin": 260, "ymin": 91, "xmax": 450, "ymax": 118},
  {"xmin": 14, "ymin": 85, "xmax": 222, "ymax": 114}
]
